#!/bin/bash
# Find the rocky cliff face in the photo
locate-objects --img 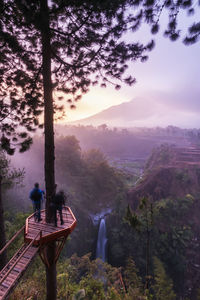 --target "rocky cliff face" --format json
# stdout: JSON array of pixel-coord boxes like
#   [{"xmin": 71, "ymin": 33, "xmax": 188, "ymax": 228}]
[
  {"xmin": 128, "ymin": 165, "xmax": 200, "ymax": 209},
  {"xmin": 128, "ymin": 144, "xmax": 200, "ymax": 208},
  {"xmin": 127, "ymin": 144, "xmax": 200, "ymax": 299}
]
